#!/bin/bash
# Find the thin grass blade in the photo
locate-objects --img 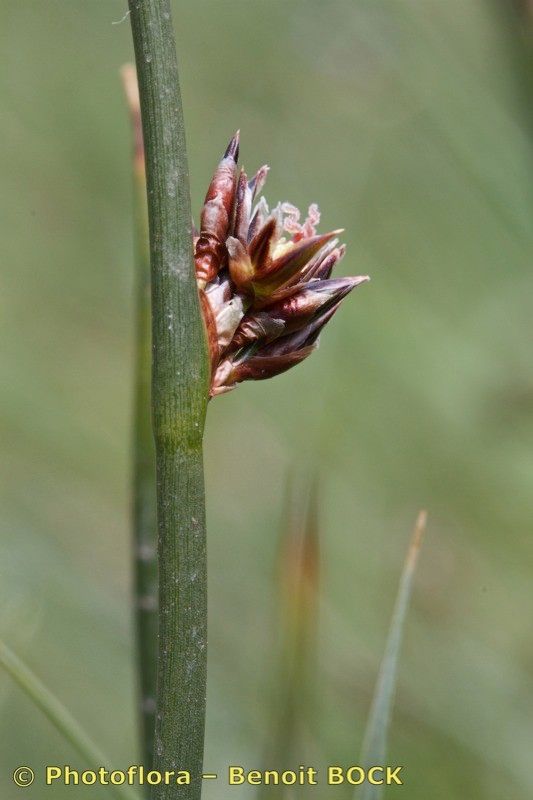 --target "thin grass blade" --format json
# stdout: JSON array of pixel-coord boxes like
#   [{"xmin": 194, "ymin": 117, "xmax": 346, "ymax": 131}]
[
  {"xmin": 0, "ymin": 639, "xmax": 139, "ymax": 800},
  {"xmin": 358, "ymin": 510, "xmax": 427, "ymax": 800},
  {"xmin": 121, "ymin": 63, "xmax": 158, "ymax": 775},
  {"xmin": 259, "ymin": 474, "xmax": 320, "ymax": 798}
]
